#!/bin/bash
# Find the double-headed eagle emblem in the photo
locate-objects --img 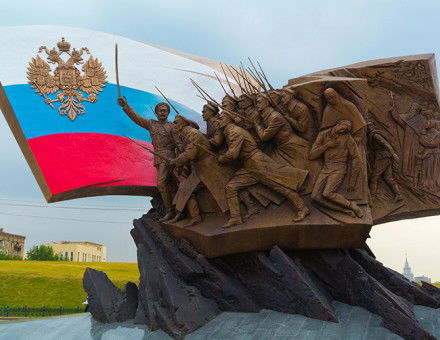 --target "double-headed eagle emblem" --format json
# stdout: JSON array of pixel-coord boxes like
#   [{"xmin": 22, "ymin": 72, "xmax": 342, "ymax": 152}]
[{"xmin": 27, "ymin": 38, "xmax": 107, "ymax": 121}]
